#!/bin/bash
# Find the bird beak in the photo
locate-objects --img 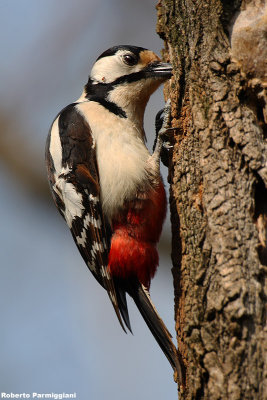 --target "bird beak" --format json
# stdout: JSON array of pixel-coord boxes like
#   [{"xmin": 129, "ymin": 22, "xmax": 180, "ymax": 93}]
[{"xmin": 145, "ymin": 61, "xmax": 173, "ymax": 79}]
